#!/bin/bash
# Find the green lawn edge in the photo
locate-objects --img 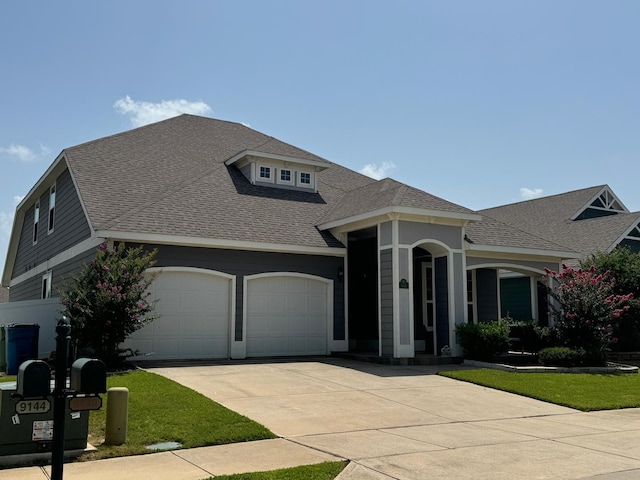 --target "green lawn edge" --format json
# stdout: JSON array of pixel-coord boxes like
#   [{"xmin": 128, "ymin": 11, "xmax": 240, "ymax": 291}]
[
  {"xmin": 439, "ymin": 369, "xmax": 640, "ymax": 411},
  {"xmin": 204, "ymin": 461, "xmax": 349, "ymax": 480}
]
